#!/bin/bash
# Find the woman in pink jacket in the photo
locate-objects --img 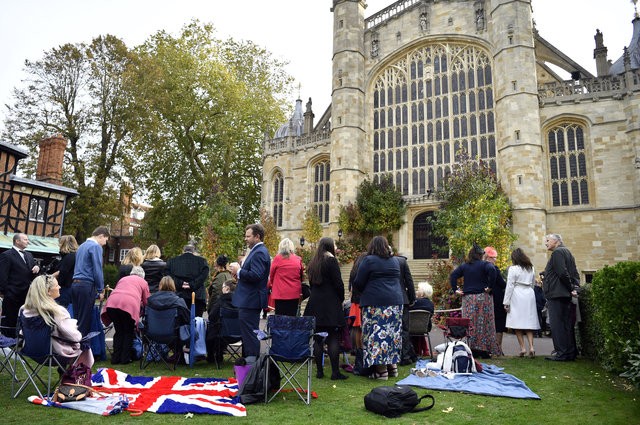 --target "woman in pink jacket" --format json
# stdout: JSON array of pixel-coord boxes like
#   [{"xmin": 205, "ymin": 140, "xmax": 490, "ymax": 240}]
[
  {"xmin": 269, "ymin": 238, "xmax": 305, "ymax": 316},
  {"xmin": 102, "ymin": 266, "xmax": 150, "ymax": 364},
  {"xmin": 22, "ymin": 274, "xmax": 94, "ymax": 367}
]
